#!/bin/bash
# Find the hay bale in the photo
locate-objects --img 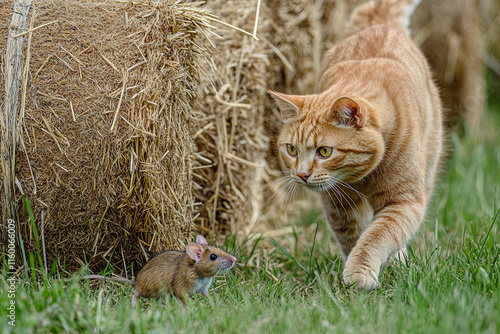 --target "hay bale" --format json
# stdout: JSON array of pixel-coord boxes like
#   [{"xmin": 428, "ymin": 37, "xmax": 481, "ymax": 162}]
[
  {"xmin": 193, "ymin": 0, "xmax": 270, "ymax": 236},
  {"xmin": 264, "ymin": 0, "xmax": 359, "ymax": 96},
  {"xmin": 412, "ymin": 0, "xmax": 486, "ymax": 128},
  {"xmin": 483, "ymin": 0, "xmax": 500, "ymax": 79},
  {"xmin": 0, "ymin": 0, "xmax": 212, "ymax": 273}
]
